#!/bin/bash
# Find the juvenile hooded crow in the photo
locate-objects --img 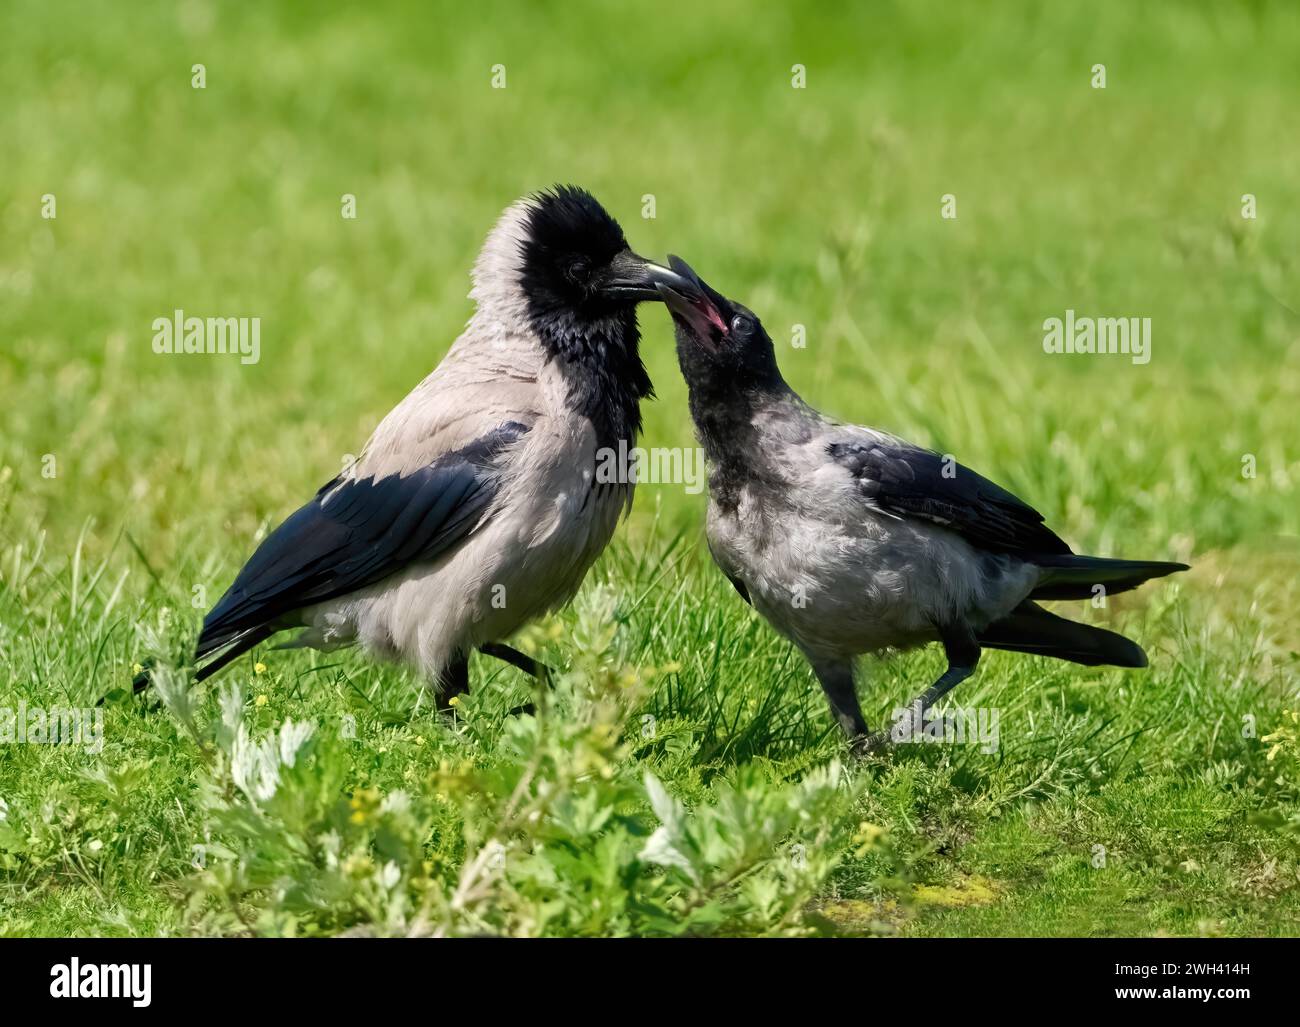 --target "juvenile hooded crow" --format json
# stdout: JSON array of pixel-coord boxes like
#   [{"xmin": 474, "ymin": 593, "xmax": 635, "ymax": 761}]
[
  {"xmin": 657, "ymin": 257, "xmax": 1188, "ymax": 750},
  {"xmin": 172, "ymin": 187, "xmax": 687, "ymax": 703}
]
